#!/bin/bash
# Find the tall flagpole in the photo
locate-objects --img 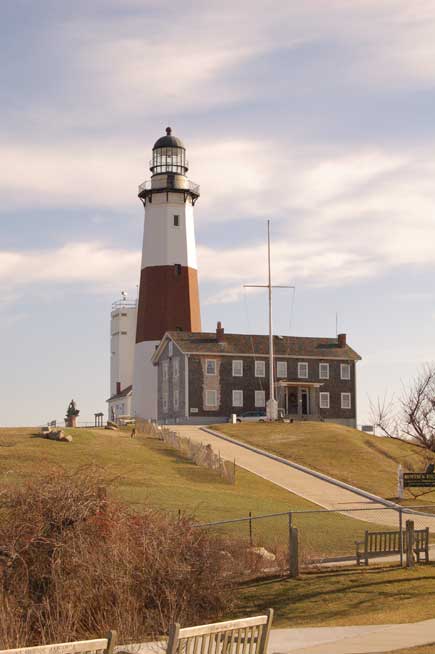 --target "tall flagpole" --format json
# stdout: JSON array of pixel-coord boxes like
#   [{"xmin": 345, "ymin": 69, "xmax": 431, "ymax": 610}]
[
  {"xmin": 244, "ymin": 221, "xmax": 294, "ymax": 420},
  {"xmin": 267, "ymin": 220, "xmax": 274, "ymax": 411}
]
